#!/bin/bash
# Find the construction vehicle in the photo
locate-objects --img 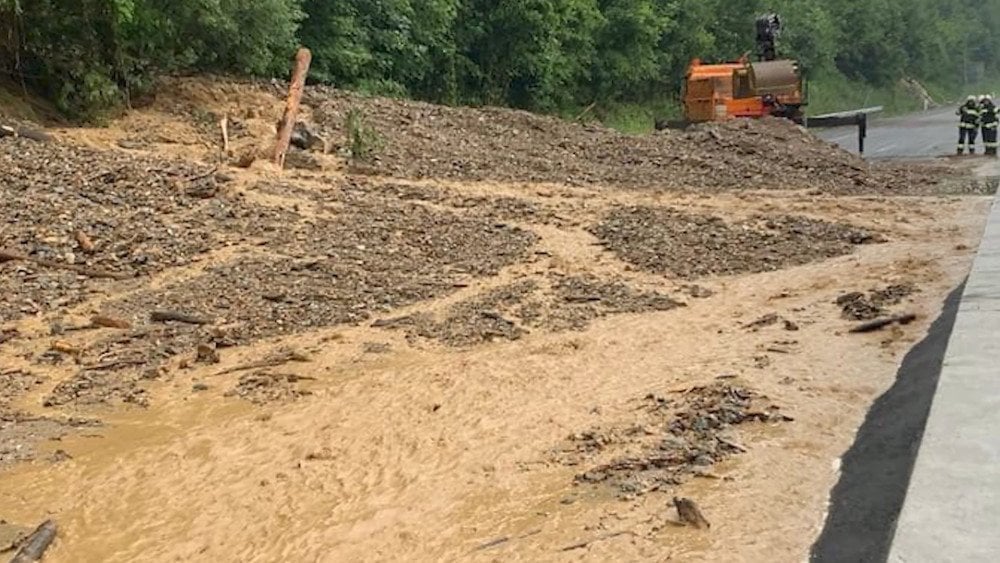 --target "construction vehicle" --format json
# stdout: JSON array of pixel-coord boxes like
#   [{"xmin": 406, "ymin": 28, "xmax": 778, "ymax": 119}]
[{"xmin": 676, "ymin": 13, "xmax": 806, "ymax": 125}]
